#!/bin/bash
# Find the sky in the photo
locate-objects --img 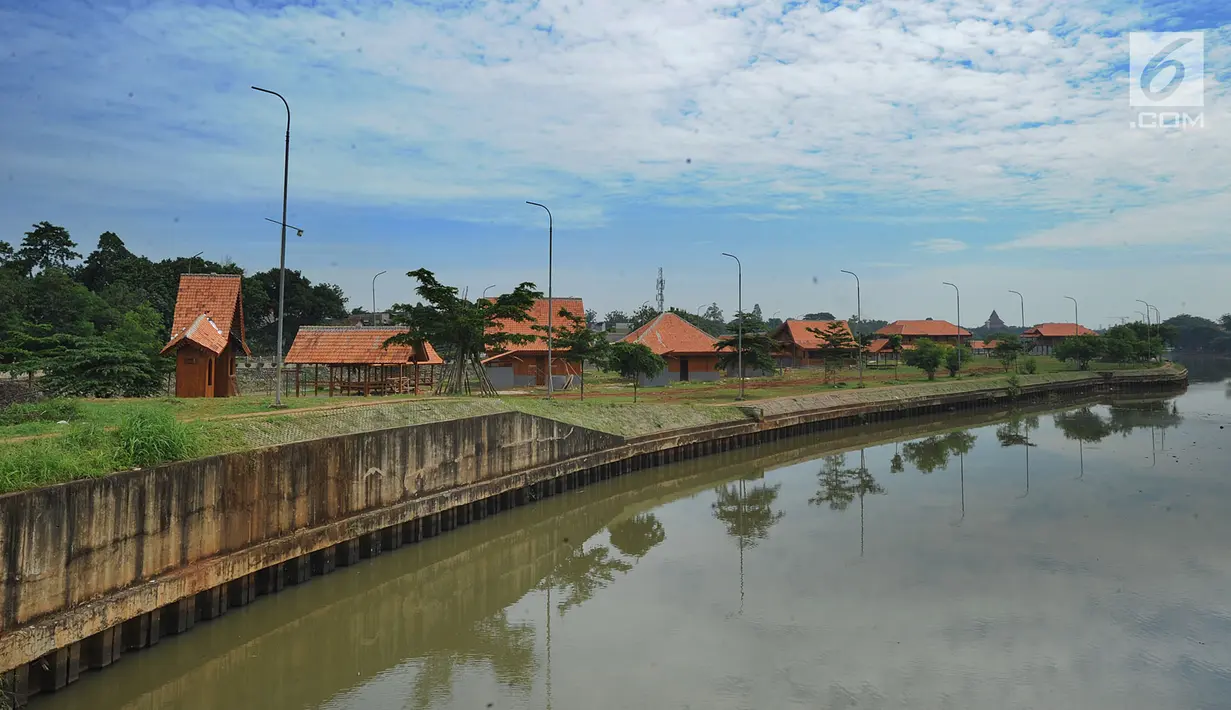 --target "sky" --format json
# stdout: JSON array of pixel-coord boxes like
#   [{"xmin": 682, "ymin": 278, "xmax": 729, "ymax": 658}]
[{"xmin": 1, "ymin": 0, "xmax": 1230, "ymax": 329}]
